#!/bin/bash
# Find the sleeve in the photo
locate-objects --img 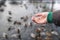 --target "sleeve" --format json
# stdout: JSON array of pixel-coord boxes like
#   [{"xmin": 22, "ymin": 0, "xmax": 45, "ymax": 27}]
[
  {"xmin": 47, "ymin": 12, "xmax": 53, "ymax": 23},
  {"xmin": 53, "ymin": 10, "xmax": 60, "ymax": 26}
]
